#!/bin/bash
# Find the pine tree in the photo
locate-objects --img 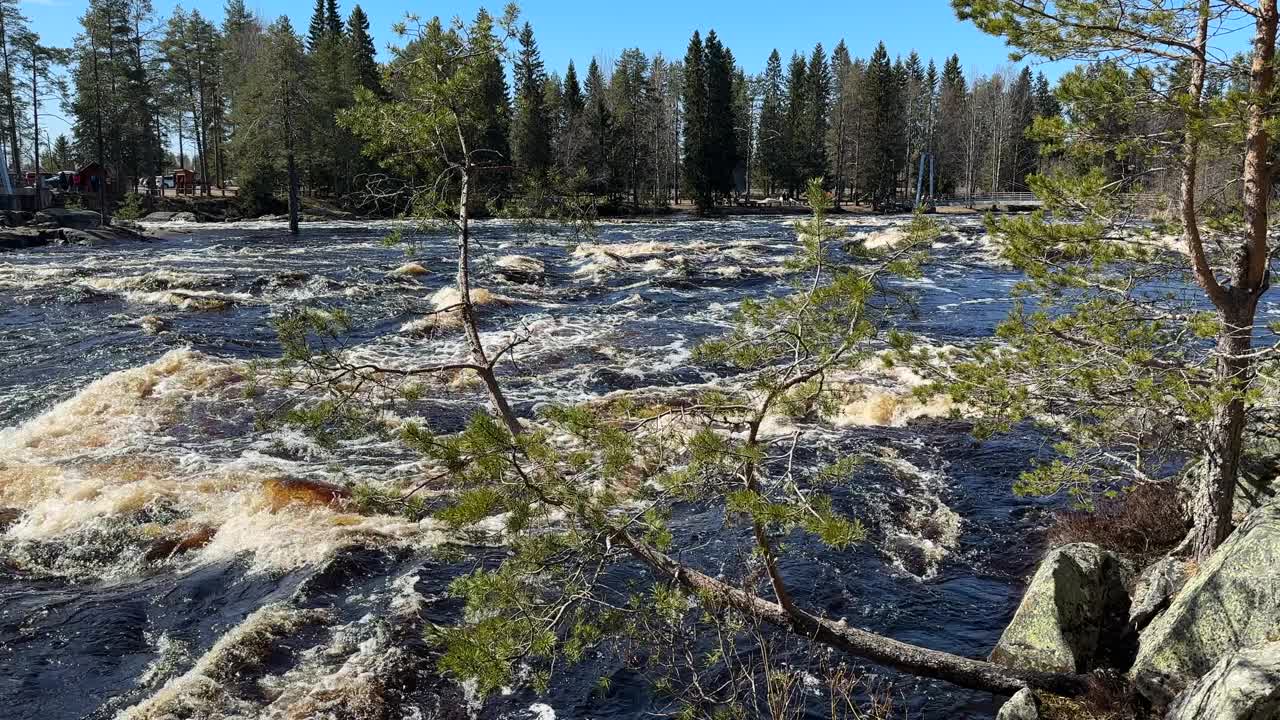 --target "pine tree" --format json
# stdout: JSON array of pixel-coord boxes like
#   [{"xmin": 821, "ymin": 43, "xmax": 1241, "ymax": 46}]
[
  {"xmin": 681, "ymin": 31, "xmax": 710, "ymax": 211},
  {"xmin": 0, "ymin": 0, "xmax": 31, "ymax": 178},
  {"xmin": 608, "ymin": 48, "xmax": 650, "ymax": 204},
  {"xmin": 512, "ymin": 22, "xmax": 551, "ymax": 182},
  {"xmin": 827, "ymin": 40, "xmax": 853, "ymax": 204}
]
